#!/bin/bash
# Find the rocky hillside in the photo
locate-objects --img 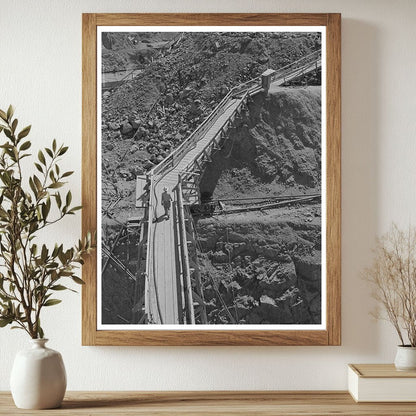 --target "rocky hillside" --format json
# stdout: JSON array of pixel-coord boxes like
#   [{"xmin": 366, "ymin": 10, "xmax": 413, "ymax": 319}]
[
  {"xmin": 100, "ymin": 31, "xmax": 322, "ymax": 325},
  {"xmin": 195, "ymin": 86, "xmax": 322, "ymax": 325},
  {"xmin": 199, "ymin": 86, "xmax": 322, "ymax": 201},
  {"xmin": 102, "ymin": 32, "xmax": 178, "ymax": 72},
  {"xmin": 196, "ymin": 204, "xmax": 321, "ymax": 324},
  {"xmin": 101, "ymin": 32, "xmax": 321, "ymax": 226}
]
